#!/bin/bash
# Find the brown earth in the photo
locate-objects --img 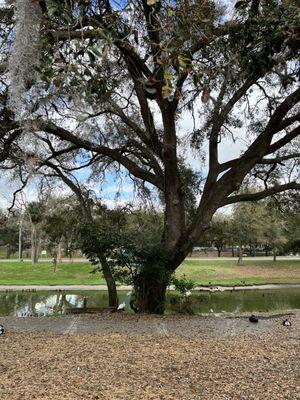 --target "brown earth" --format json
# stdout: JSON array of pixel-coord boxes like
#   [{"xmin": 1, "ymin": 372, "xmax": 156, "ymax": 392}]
[{"xmin": 0, "ymin": 313, "xmax": 299, "ymax": 400}]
